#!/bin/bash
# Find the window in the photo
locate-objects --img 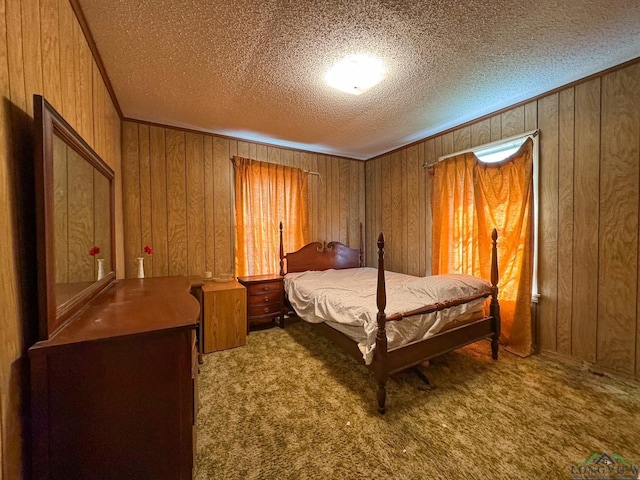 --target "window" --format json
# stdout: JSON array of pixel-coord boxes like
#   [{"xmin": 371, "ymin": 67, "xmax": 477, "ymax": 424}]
[
  {"xmin": 435, "ymin": 131, "xmax": 540, "ymax": 300},
  {"xmin": 429, "ymin": 131, "xmax": 538, "ymax": 356},
  {"xmin": 232, "ymin": 157, "xmax": 310, "ymax": 277},
  {"xmin": 473, "ymin": 133, "xmax": 540, "ymax": 300}
]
